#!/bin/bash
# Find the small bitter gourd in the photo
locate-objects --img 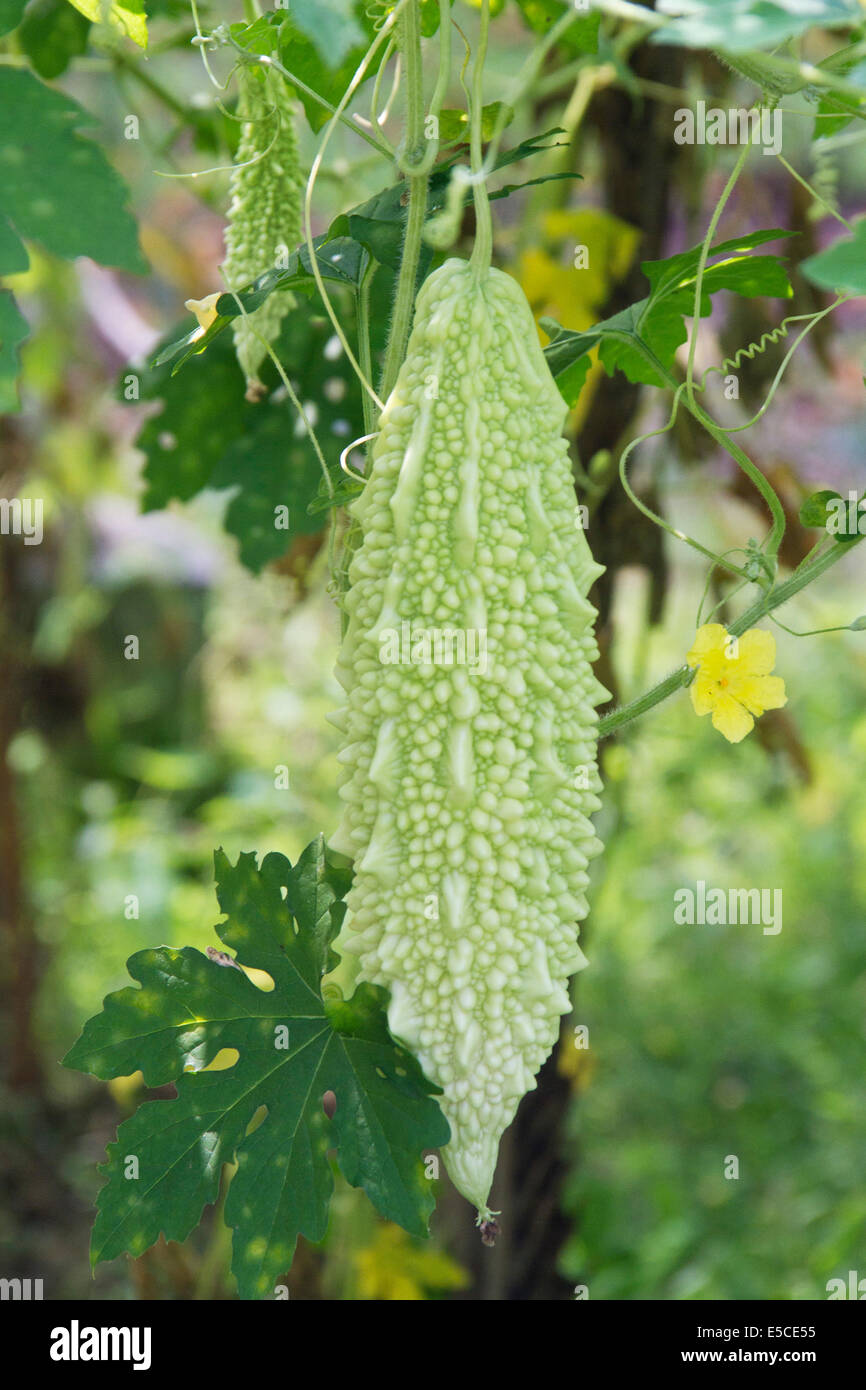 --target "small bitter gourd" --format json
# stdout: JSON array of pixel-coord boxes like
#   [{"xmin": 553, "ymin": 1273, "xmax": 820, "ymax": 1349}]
[
  {"xmin": 330, "ymin": 257, "xmax": 607, "ymax": 1221},
  {"xmin": 221, "ymin": 66, "xmax": 302, "ymax": 396}
]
